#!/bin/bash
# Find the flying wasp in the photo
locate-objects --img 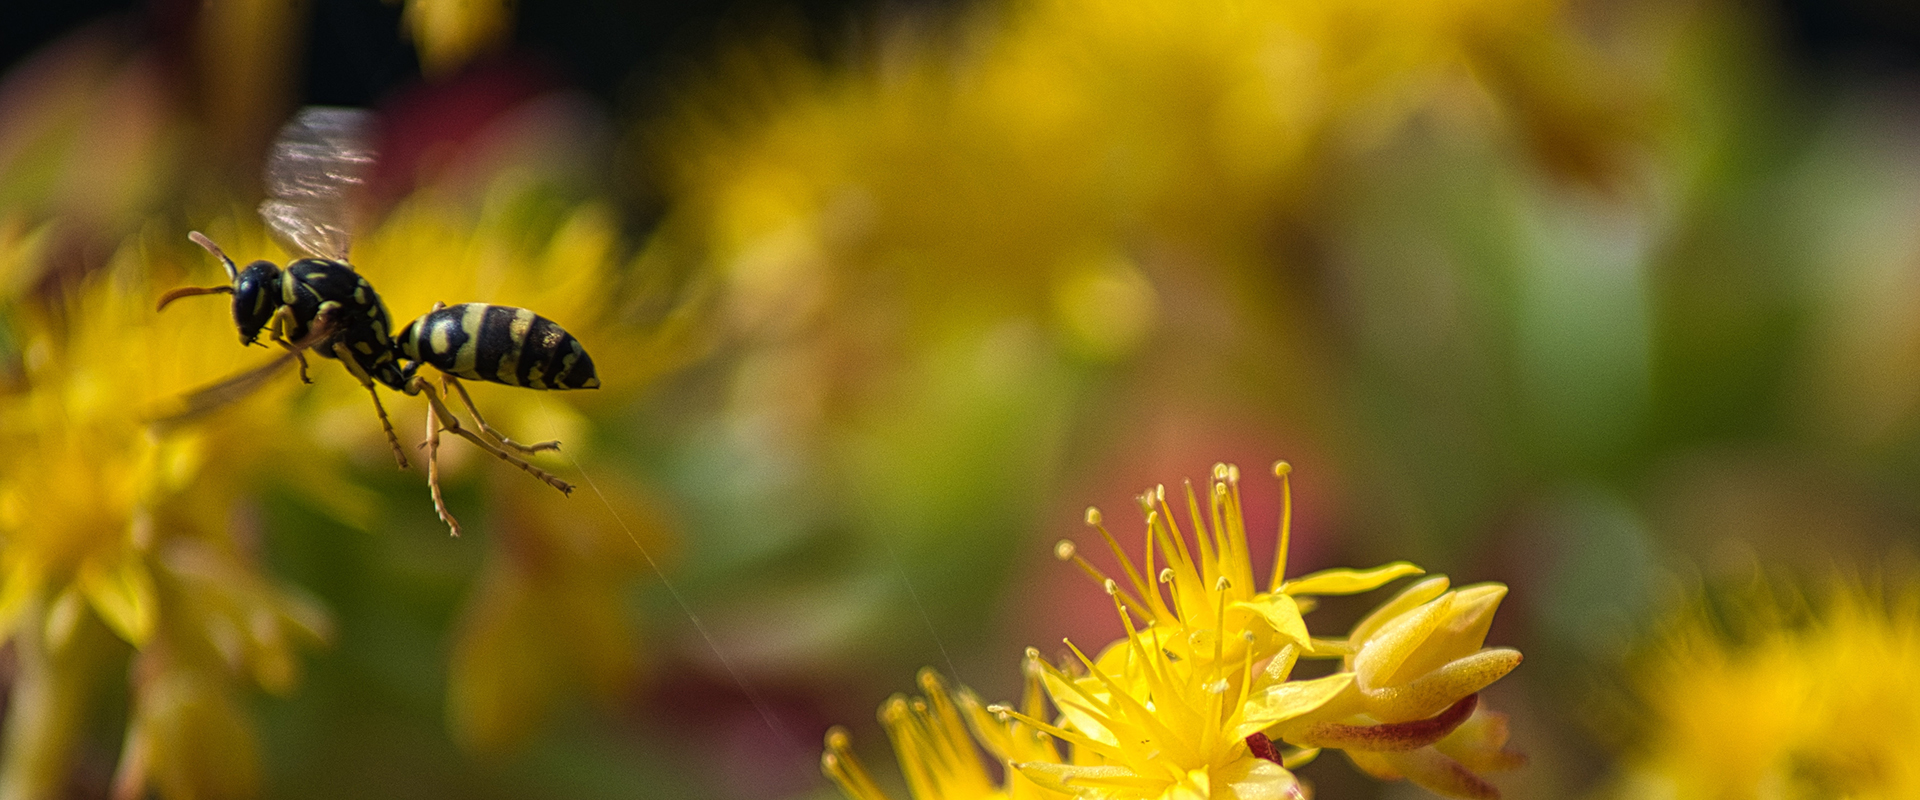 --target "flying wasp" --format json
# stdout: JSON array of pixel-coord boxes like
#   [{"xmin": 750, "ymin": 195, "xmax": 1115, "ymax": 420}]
[{"xmin": 157, "ymin": 107, "xmax": 600, "ymax": 536}]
